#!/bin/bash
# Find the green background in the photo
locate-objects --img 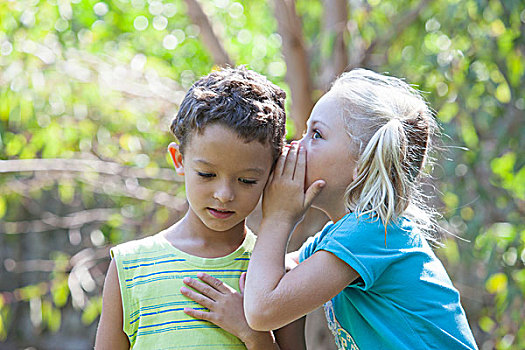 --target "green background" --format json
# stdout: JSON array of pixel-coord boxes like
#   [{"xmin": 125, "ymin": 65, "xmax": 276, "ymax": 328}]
[{"xmin": 0, "ymin": 0, "xmax": 523, "ymax": 348}]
